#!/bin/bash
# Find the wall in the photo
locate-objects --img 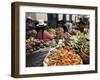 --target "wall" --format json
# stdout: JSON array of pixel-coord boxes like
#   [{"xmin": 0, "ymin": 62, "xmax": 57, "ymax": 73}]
[{"xmin": 0, "ymin": 0, "xmax": 100, "ymax": 80}]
